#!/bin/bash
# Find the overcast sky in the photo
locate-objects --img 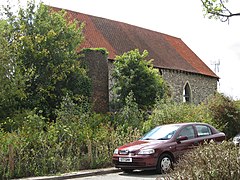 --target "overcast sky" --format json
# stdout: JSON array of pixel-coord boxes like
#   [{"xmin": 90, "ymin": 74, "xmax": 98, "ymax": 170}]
[{"xmin": 1, "ymin": 0, "xmax": 240, "ymax": 99}]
